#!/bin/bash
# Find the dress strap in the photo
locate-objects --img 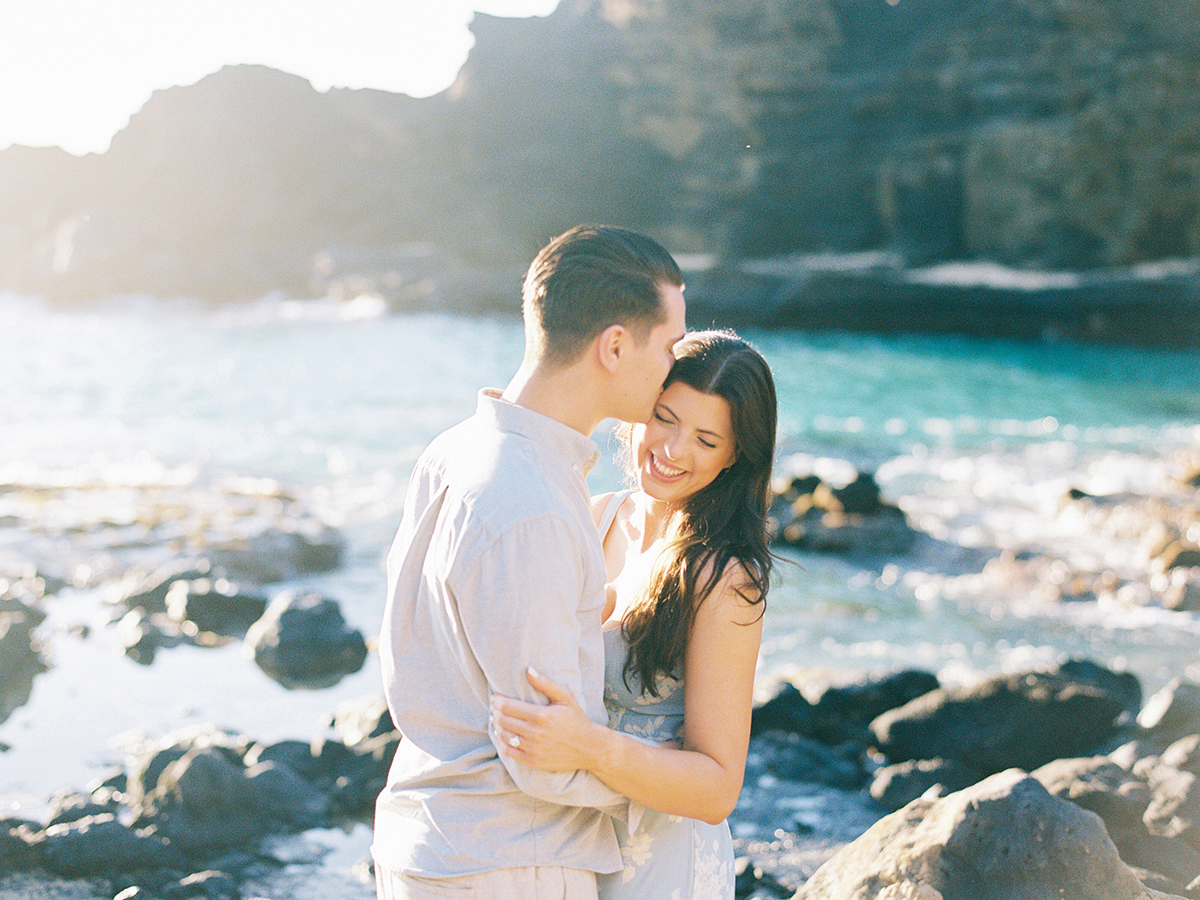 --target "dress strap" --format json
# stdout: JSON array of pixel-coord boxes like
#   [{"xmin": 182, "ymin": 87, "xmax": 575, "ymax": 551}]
[{"xmin": 597, "ymin": 489, "xmax": 634, "ymax": 540}]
